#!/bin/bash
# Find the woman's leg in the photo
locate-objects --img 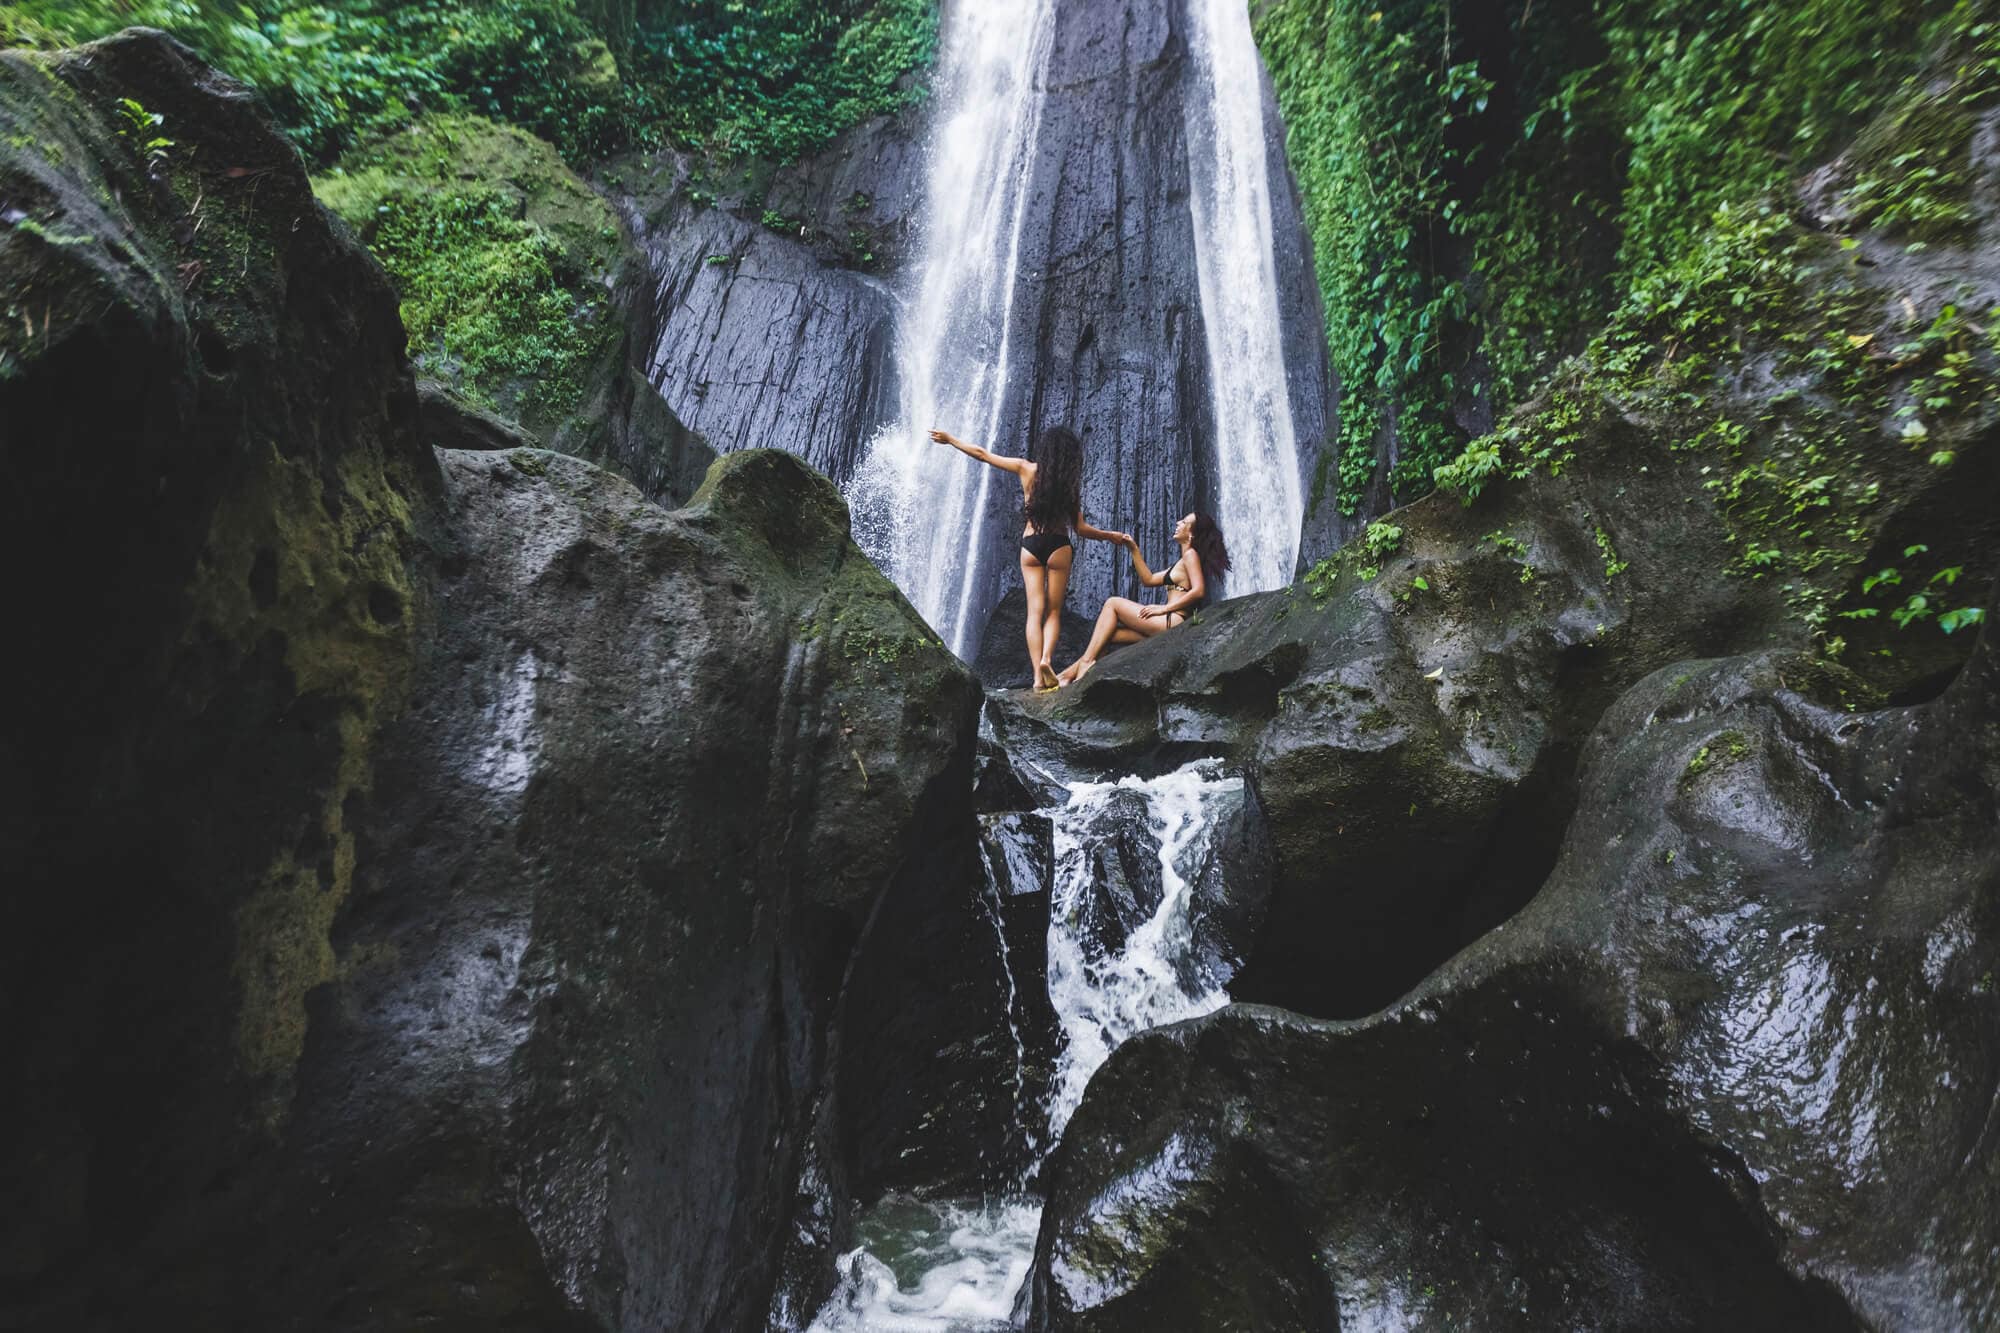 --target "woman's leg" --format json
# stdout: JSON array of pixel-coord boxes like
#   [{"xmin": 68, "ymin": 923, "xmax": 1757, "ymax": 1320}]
[
  {"xmin": 1058, "ymin": 597, "xmax": 1154, "ymax": 683},
  {"xmin": 1019, "ymin": 548, "xmax": 1047, "ymax": 683},
  {"xmin": 1037, "ymin": 546, "xmax": 1073, "ymax": 688}
]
